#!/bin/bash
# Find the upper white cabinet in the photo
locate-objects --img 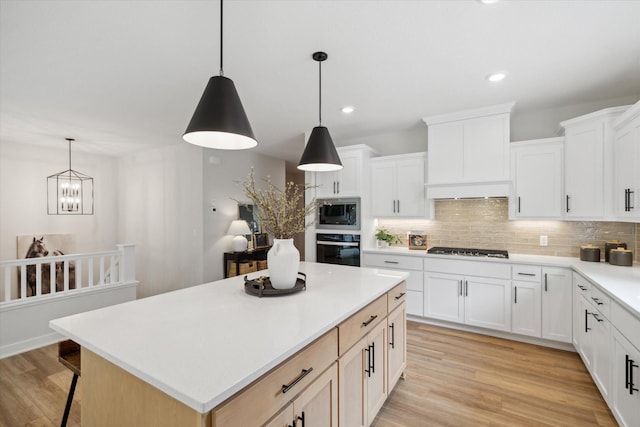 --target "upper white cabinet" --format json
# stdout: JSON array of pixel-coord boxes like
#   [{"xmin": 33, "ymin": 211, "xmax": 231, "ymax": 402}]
[
  {"xmin": 370, "ymin": 153, "xmax": 427, "ymax": 217},
  {"xmin": 510, "ymin": 138, "xmax": 564, "ymax": 219},
  {"xmin": 422, "ymin": 102, "xmax": 515, "ymax": 199},
  {"xmin": 612, "ymin": 101, "xmax": 640, "ymax": 222},
  {"xmin": 315, "ymin": 145, "xmax": 376, "ymax": 198},
  {"xmin": 560, "ymin": 106, "xmax": 629, "ymax": 220}
]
